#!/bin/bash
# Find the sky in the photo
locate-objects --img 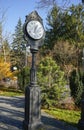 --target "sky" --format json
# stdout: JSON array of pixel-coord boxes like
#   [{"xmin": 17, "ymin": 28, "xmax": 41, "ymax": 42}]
[
  {"xmin": 0, "ymin": 0, "xmax": 47, "ymax": 35},
  {"xmin": 0, "ymin": 0, "xmax": 82, "ymax": 41}
]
